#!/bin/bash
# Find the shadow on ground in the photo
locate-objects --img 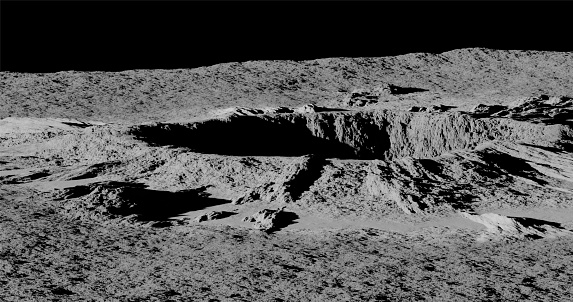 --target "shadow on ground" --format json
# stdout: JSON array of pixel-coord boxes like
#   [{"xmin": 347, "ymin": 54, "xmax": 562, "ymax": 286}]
[
  {"xmin": 267, "ymin": 210, "xmax": 299, "ymax": 234},
  {"xmin": 55, "ymin": 181, "xmax": 230, "ymax": 224},
  {"xmin": 391, "ymin": 86, "xmax": 429, "ymax": 95},
  {"xmin": 2, "ymin": 170, "xmax": 51, "ymax": 184},
  {"xmin": 130, "ymin": 116, "xmax": 366, "ymax": 158},
  {"xmin": 509, "ymin": 216, "xmax": 568, "ymax": 230}
]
